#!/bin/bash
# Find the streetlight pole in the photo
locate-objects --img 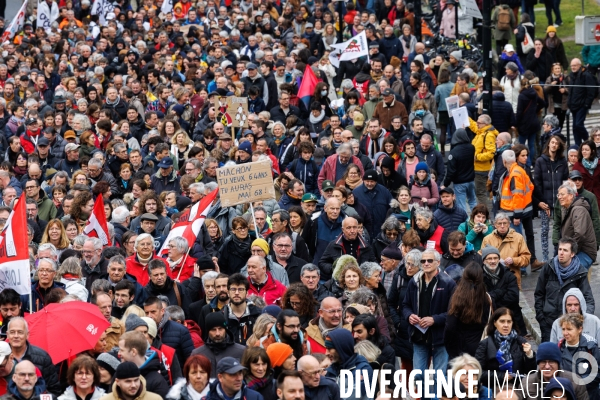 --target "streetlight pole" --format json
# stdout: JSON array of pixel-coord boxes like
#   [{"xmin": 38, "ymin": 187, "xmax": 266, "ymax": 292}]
[
  {"xmin": 482, "ymin": 0, "xmax": 493, "ymax": 116},
  {"xmin": 337, "ymin": 1, "xmax": 344, "ymax": 43}
]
